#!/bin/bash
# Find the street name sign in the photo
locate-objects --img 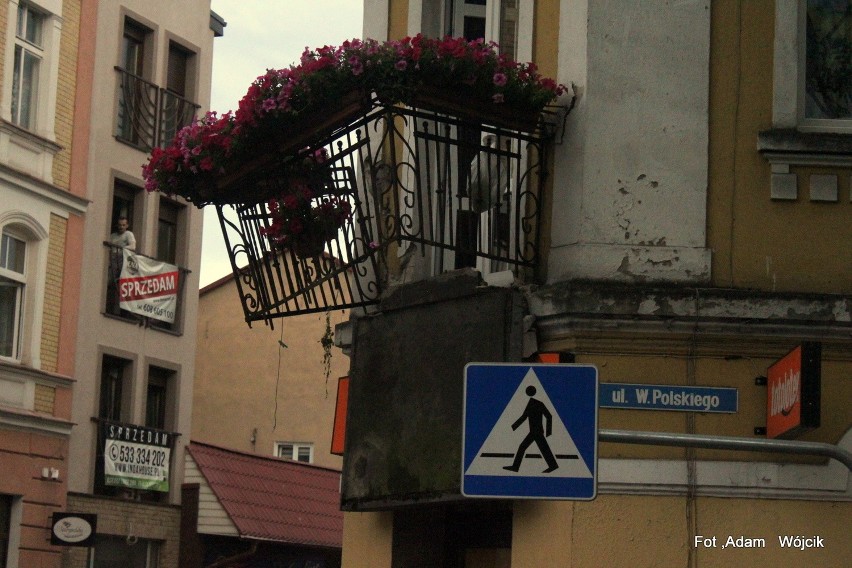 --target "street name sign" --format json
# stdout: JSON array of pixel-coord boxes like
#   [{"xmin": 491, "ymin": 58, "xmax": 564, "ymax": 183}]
[
  {"xmin": 462, "ymin": 363, "xmax": 598, "ymax": 500},
  {"xmin": 599, "ymin": 383, "xmax": 738, "ymax": 413}
]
